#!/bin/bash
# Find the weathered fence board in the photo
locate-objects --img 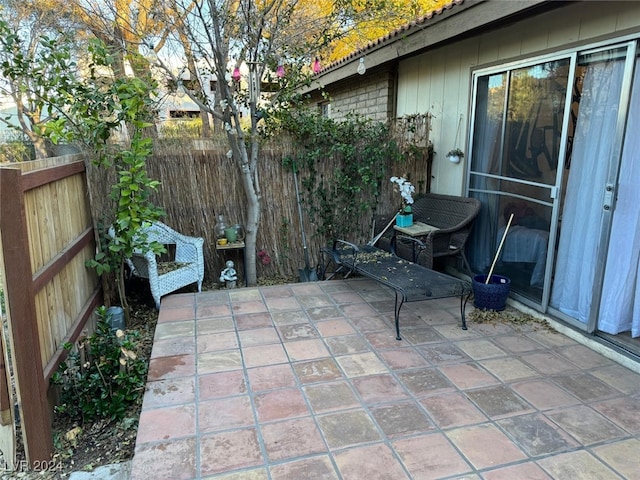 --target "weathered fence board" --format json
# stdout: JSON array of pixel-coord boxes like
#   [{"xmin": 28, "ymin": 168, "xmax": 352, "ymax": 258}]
[{"xmin": 0, "ymin": 154, "xmax": 101, "ymax": 466}]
